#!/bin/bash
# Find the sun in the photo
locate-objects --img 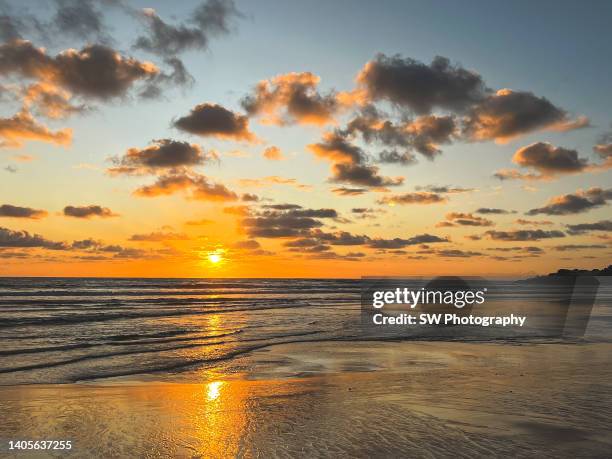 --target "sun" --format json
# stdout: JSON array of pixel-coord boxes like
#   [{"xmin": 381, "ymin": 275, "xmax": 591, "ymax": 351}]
[{"xmin": 207, "ymin": 253, "xmax": 222, "ymax": 264}]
